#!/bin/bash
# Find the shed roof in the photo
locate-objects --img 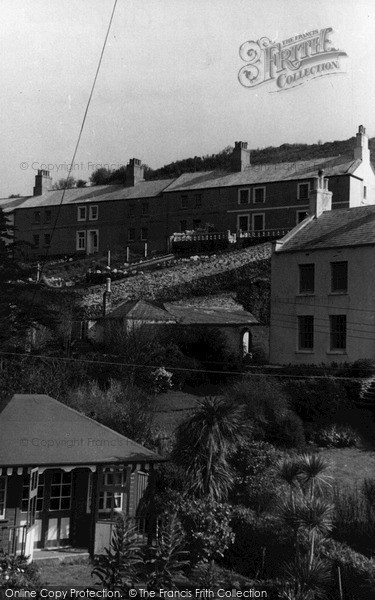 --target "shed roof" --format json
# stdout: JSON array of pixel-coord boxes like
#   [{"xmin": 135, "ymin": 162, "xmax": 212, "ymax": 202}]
[
  {"xmin": 163, "ymin": 304, "xmax": 259, "ymax": 325},
  {"xmin": 0, "ymin": 394, "xmax": 162, "ymax": 467},
  {"xmin": 276, "ymin": 204, "xmax": 375, "ymax": 252},
  {"xmin": 106, "ymin": 299, "xmax": 176, "ymax": 322}
]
